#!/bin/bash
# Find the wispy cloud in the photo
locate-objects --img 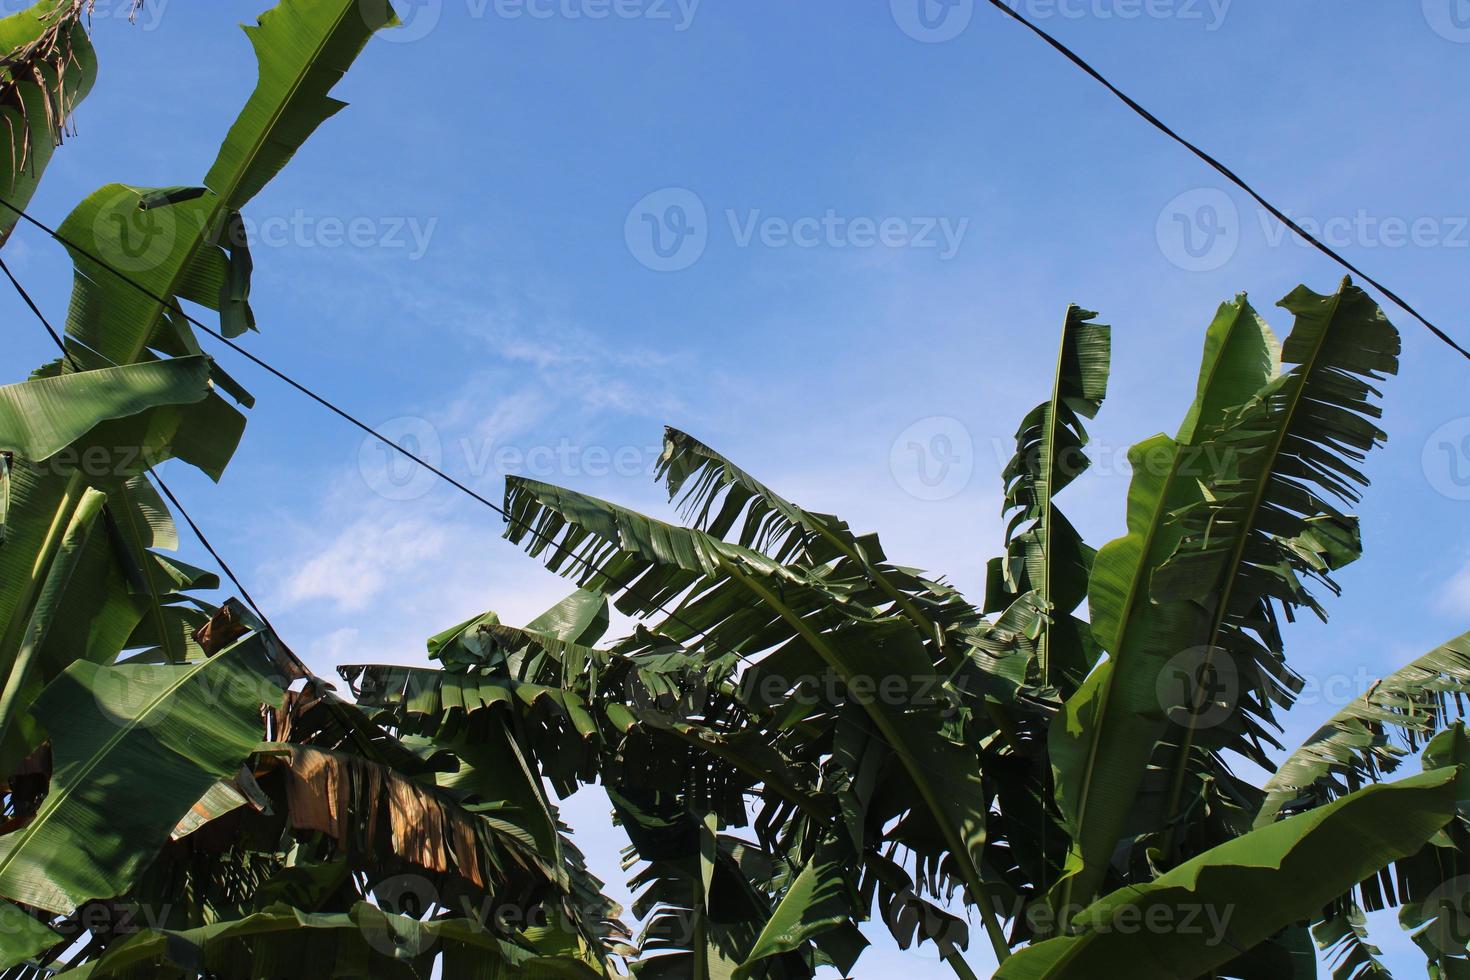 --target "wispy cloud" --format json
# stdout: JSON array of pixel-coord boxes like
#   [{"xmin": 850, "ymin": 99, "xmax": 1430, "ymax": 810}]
[
  {"xmin": 276, "ymin": 511, "xmax": 454, "ymax": 613},
  {"xmin": 385, "ymin": 274, "xmax": 691, "ymax": 420},
  {"xmin": 265, "ymin": 487, "xmax": 586, "ymax": 674}
]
